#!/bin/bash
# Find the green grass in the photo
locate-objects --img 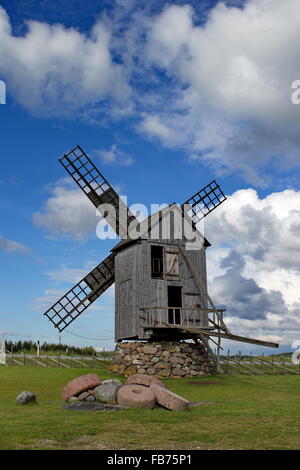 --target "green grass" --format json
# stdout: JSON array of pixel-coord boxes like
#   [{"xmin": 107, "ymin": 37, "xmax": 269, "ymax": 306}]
[{"xmin": 0, "ymin": 366, "xmax": 299, "ymax": 450}]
